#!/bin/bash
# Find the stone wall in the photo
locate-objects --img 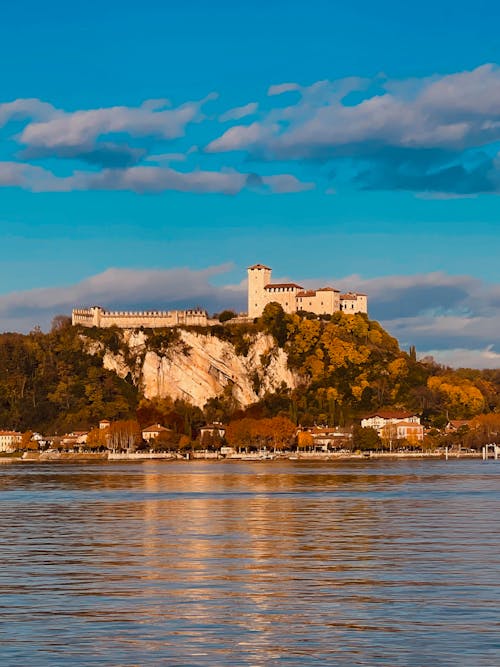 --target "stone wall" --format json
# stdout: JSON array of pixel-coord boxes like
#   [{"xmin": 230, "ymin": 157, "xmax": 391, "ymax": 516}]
[{"xmin": 72, "ymin": 306, "xmax": 208, "ymax": 329}]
